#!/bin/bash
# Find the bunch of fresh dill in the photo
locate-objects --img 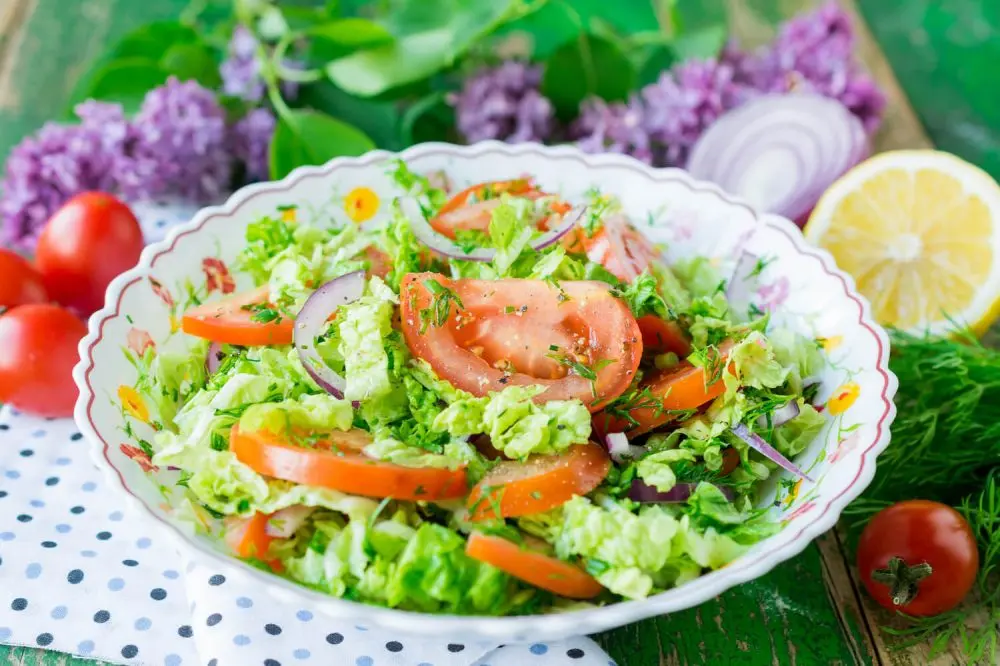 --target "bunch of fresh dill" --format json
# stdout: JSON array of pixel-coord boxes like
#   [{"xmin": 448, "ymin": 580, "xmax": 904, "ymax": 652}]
[{"xmin": 842, "ymin": 328, "xmax": 1000, "ymax": 662}]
